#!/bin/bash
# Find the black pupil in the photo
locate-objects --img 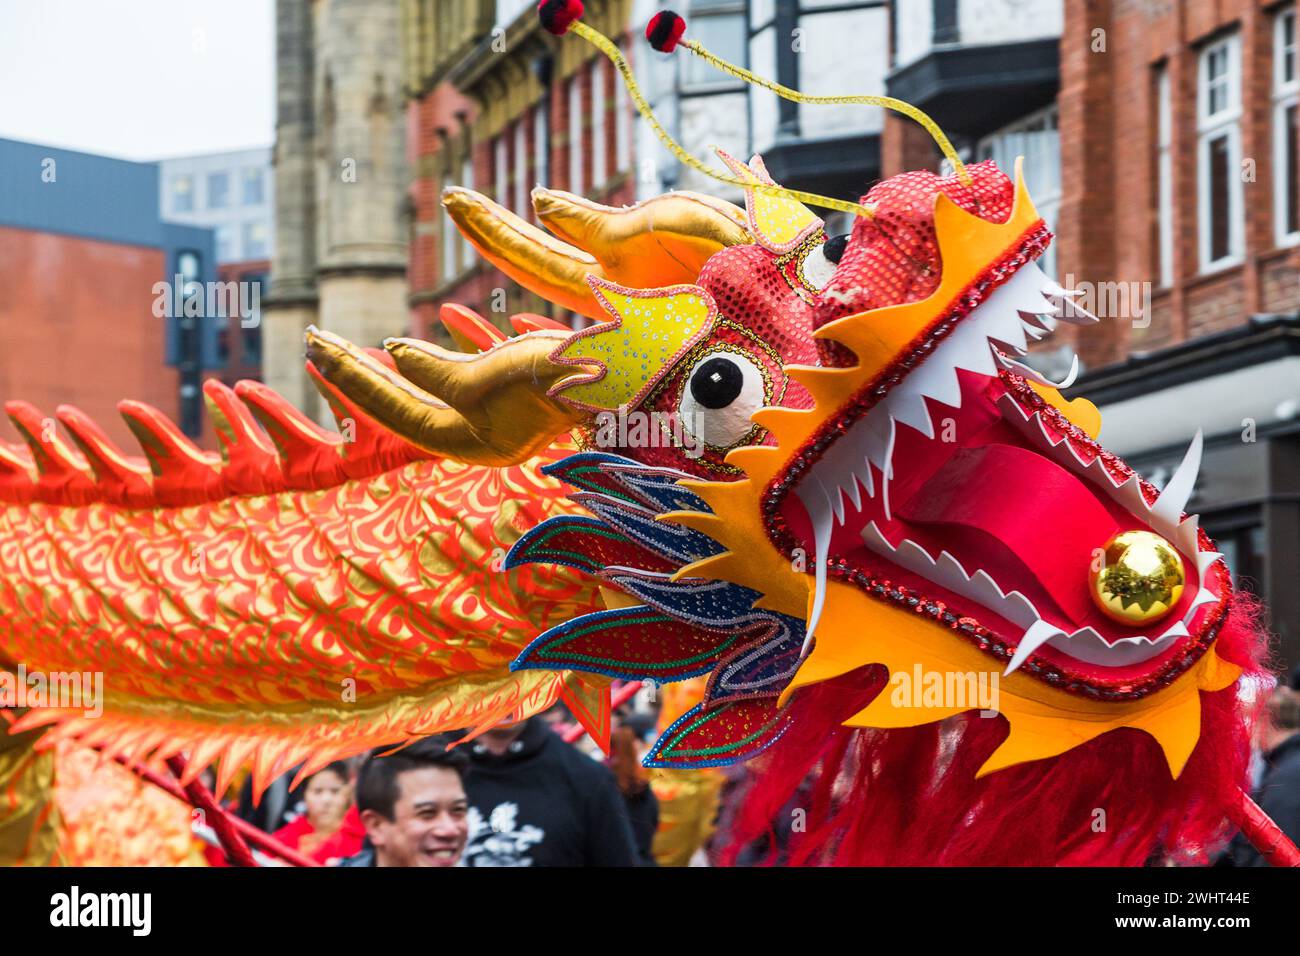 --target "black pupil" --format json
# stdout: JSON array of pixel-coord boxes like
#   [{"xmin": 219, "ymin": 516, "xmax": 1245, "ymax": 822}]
[
  {"xmin": 690, "ymin": 357, "xmax": 744, "ymax": 410},
  {"xmin": 823, "ymin": 234, "xmax": 849, "ymax": 263}
]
